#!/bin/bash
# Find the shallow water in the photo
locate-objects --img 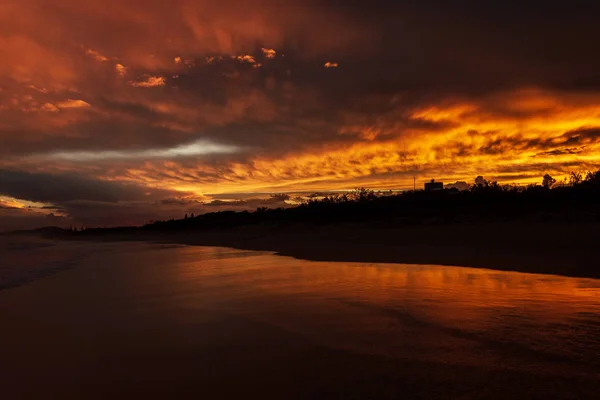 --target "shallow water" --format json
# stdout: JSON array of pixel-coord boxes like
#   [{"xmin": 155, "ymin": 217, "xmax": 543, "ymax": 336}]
[{"xmin": 1, "ymin": 239, "xmax": 600, "ymax": 398}]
